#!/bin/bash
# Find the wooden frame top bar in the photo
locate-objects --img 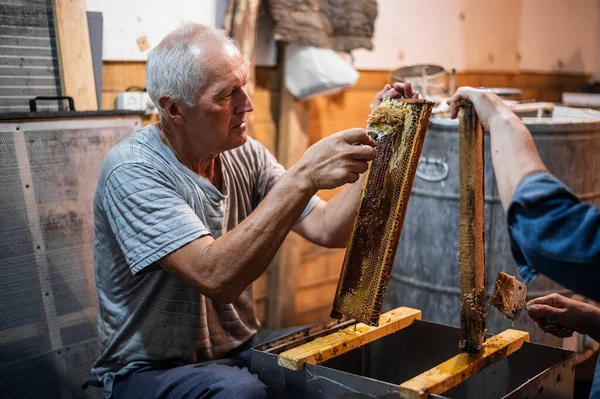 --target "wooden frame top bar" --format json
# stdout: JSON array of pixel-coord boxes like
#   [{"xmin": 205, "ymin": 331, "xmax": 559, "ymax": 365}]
[
  {"xmin": 278, "ymin": 307, "xmax": 421, "ymax": 371},
  {"xmin": 399, "ymin": 329, "xmax": 529, "ymax": 399}
]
